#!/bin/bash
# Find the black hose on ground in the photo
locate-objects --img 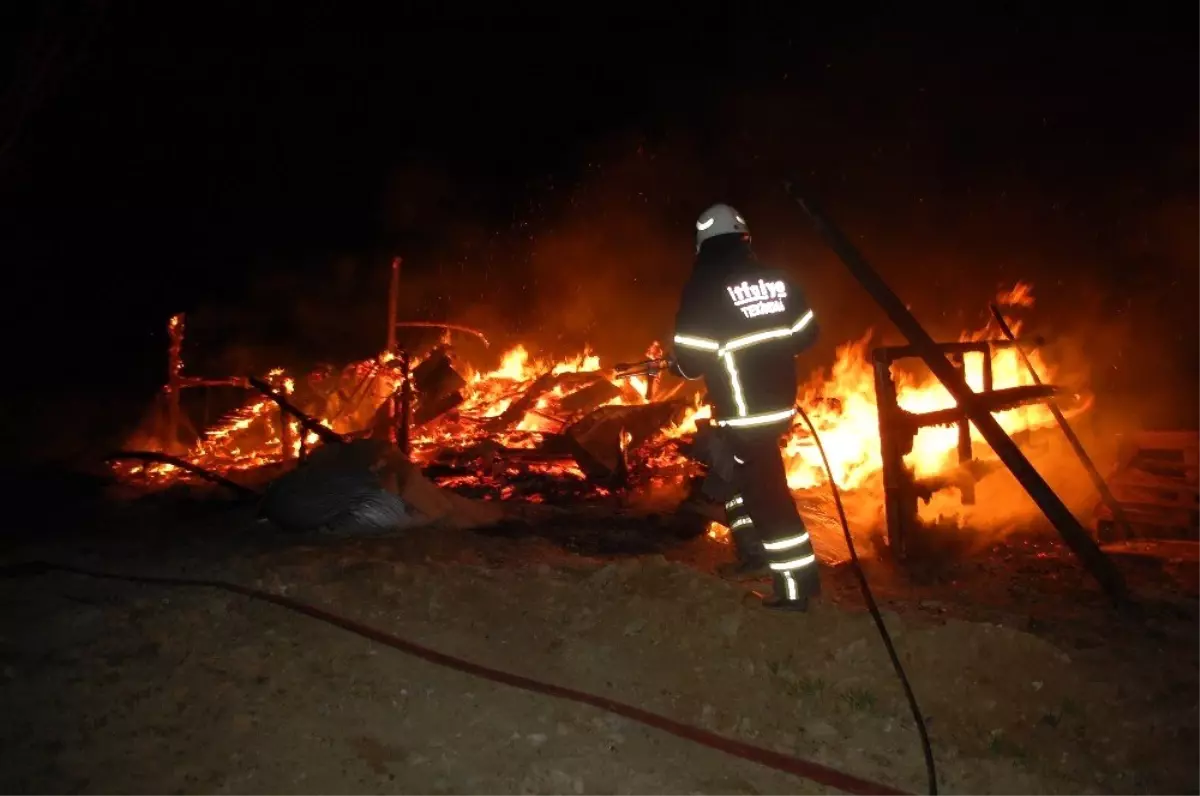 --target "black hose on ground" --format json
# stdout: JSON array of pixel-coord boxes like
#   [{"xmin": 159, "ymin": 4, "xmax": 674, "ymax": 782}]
[
  {"xmin": 795, "ymin": 404, "xmax": 938, "ymax": 795},
  {"xmin": 0, "ymin": 559, "xmax": 911, "ymax": 796}
]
